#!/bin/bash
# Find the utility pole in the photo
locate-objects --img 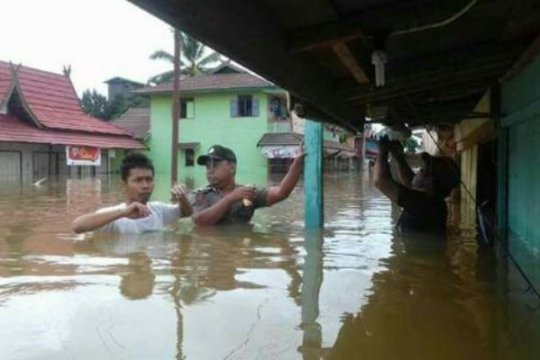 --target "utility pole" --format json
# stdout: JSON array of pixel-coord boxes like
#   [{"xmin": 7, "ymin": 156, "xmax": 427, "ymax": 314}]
[{"xmin": 171, "ymin": 29, "xmax": 181, "ymax": 185}]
